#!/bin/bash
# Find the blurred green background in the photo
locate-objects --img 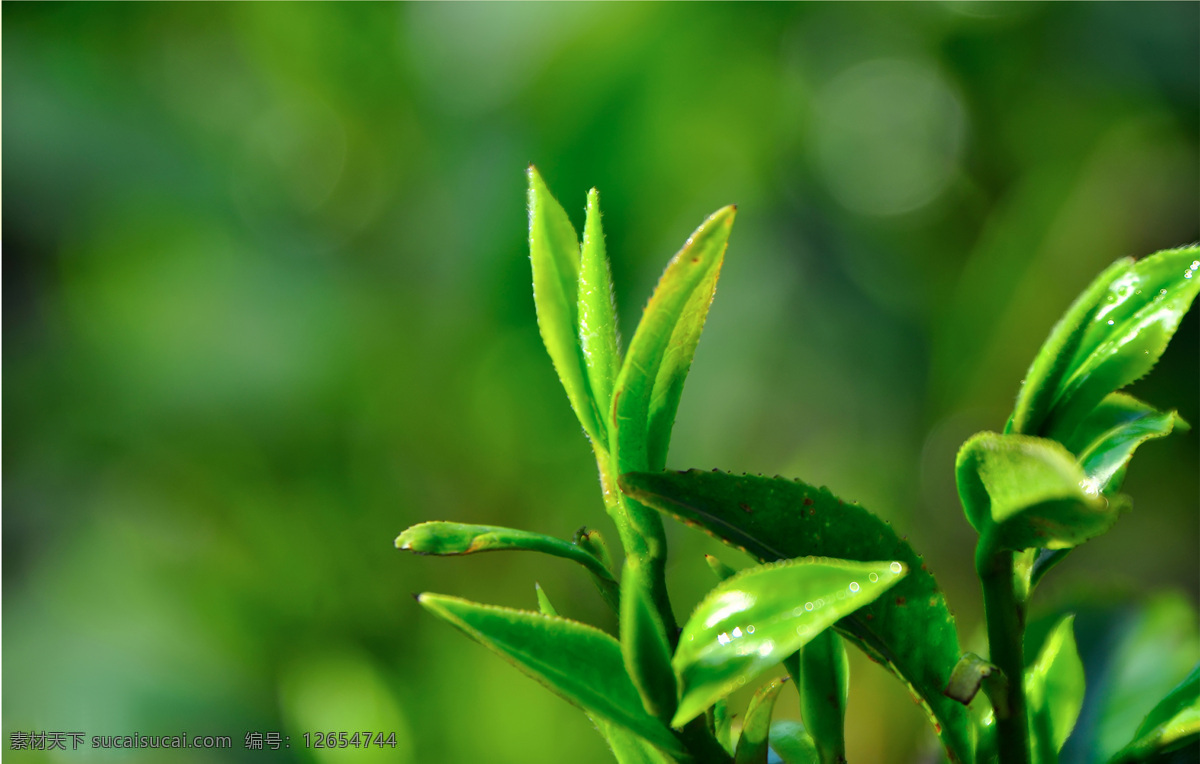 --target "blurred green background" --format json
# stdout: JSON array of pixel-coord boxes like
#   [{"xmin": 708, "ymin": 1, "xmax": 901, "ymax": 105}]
[{"xmin": 4, "ymin": 3, "xmax": 1198, "ymax": 763}]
